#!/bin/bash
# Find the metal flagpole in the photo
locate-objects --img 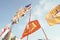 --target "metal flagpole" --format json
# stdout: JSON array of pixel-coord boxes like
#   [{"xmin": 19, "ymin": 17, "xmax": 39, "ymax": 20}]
[
  {"xmin": 41, "ymin": 27, "xmax": 48, "ymax": 40},
  {"xmin": 27, "ymin": 4, "xmax": 31, "ymax": 40},
  {"xmin": 3, "ymin": 22, "xmax": 13, "ymax": 40}
]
